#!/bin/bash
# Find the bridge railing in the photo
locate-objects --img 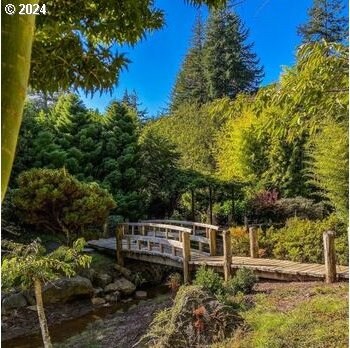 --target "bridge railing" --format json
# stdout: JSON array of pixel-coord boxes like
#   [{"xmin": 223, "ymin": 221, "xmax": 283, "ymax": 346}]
[
  {"xmin": 117, "ymin": 222, "xmax": 213, "ymax": 255},
  {"xmin": 141, "ymin": 219, "xmax": 220, "ymax": 236},
  {"xmin": 141, "ymin": 219, "xmax": 220, "ymax": 255}
]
